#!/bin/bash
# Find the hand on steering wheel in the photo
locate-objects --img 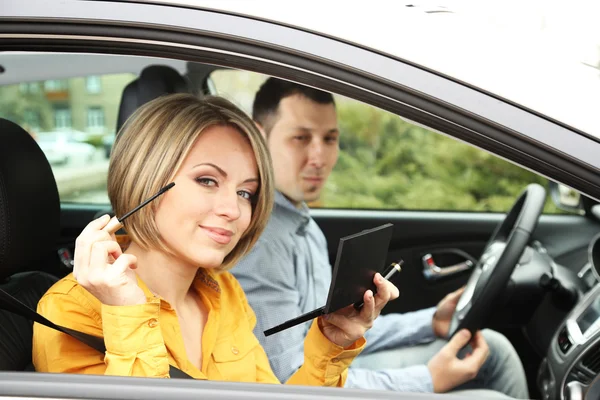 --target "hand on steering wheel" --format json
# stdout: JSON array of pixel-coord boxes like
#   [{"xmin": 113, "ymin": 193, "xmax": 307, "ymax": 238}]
[
  {"xmin": 428, "ymin": 329, "xmax": 490, "ymax": 393},
  {"xmin": 432, "ymin": 287, "xmax": 465, "ymax": 338}
]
